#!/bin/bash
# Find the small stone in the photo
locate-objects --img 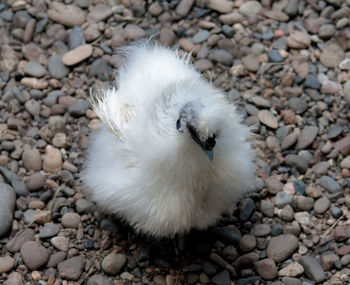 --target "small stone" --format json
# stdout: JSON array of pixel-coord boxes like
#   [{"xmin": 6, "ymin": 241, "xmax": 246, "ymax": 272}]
[
  {"xmin": 304, "ymin": 76, "xmax": 320, "ymax": 89},
  {"xmin": 255, "ymin": 258, "xmax": 277, "ymax": 280},
  {"xmin": 87, "ymin": 275, "xmax": 113, "ymax": 285},
  {"xmin": 239, "ymin": 197, "xmax": 255, "ymax": 222},
  {"xmin": 21, "ymin": 241, "xmax": 50, "ymax": 270},
  {"xmin": 21, "ymin": 77, "xmax": 48, "ymax": 89},
  {"xmin": 76, "ymin": 199, "xmax": 93, "ymax": 214},
  {"xmin": 296, "ymin": 126, "xmax": 318, "ymax": 150},
  {"xmin": 69, "ymin": 99, "xmax": 89, "ymax": 117},
  {"xmin": 58, "ymin": 255, "xmax": 85, "ymax": 280},
  {"xmin": 87, "ymin": 4, "xmax": 113, "ymax": 22},
  {"xmin": 26, "ymin": 172, "xmax": 45, "ymax": 192},
  {"xmin": 319, "ymin": 24, "xmax": 336, "ymax": 39},
  {"xmin": 0, "ymin": 183, "xmax": 16, "ymax": 237},
  {"xmin": 159, "ymin": 28, "xmax": 176, "ymax": 47},
  {"xmin": 211, "ymin": 270, "xmax": 231, "ymax": 285},
  {"xmin": 266, "ymin": 176, "xmax": 282, "ymax": 194},
  {"xmin": 39, "ymin": 223, "xmax": 59, "ymax": 238},
  {"xmin": 22, "ymin": 148, "xmax": 42, "ymax": 171},
  {"xmin": 294, "ymin": 212, "xmax": 310, "ymax": 225},
  {"xmin": 0, "ymin": 256, "xmax": 14, "ymax": 273},
  {"xmin": 239, "ymin": 235, "xmax": 256, "ymax": 252},
  {"xmin": 192, "ymin": 30, "xmax": 210, "ymax": 44},
  {"xmin": 43, "ymin": 145, "xmax": 62, "ymax": 173},
  {"xmin": 285, "ymin": 154, "xmax": 308, "ymax": 173},
  {"xmin": 266, "ymin": 234, "xmax": 298, "ymax": 262},
  {"xmin": 275, "ymin": 191, "xmax": 293, "ymax": 208},
  {"xmin": 101, "ymin": 253, "xmax": 127, "ymax": 275},
  {"xmin": 281, "ymin": 132, "xmax": 298, "ymax": 150},
  {"xmin": 299, "ymin": 256, "xmax": 326, "ymax": 283},
  {"xmin": 265, "ymin": 10, "xmax": 289, "ymax": 21},
  {"xmin": 4, "ymin": 272, "xmax": 22, "ymax": 285},
  {"xmin": 242, "ymin": 54, "xmax": 259, "ymax": 72},
  {"xmin": 62, "ymin": 44, "xmax": 92, "ymax": 66},
  {"xmin": 206, "ymin": 0, "xmax": 233, "ymax": 14},
  {"xmin": 34, "ymin": 210, "xmax": 52, "ymax": 224},
  {"xmin": 62, "ymin": 212, "xmax": 81, "ymax": 229},
  {"xmin": 296, "ymin": 196, "xmax": 314, "ymax": 211},
  {"xmin": 251, "ymin": 224, "xmax": 271, "ymax": 237},
  {"xmin": 48, "ymin": 2, "xmax": 86, "ymax": 27},
  {"xmin": 286, "ymin": 31, "xmax": 310, "ymax": 49},
  {"xmin": 335, "ymin": 225, "xmax": 350, "ymax": 242},
  {"xmin": 321, "ymin": 254, "xmax": 339, "ymax": 271},
  {"xmin": 7, "ymin": 229, "xmax": 35, "ymax": 253},
  {"xmin": 23, "ymin": 61, "xmax": 46, "ymax": 78},
  {"xmin": 341, "ymin": 156, "xmax": 350, "ymax": 169},
  {"xmin": 320, "ymin": 44, "xmax": 345, "ymax": 68},
  {"xmin": 239, "ymin": 1, "xmax": 261, "ymax": 16},
  {"xmin": 267, "ymin": 50, "xmax": 284, "ymax": 62},
  {"xmin": 51, "ymin": 236, "xmax": 69, "ymax": 252},
  {"xmin": 334, "ymin": 135, "xmax": 350, "ymax": 156},
  {"xmin": 278, "ymin": 262, "xmax": 304, "ymax": 277},
  {"xmin": 176, "ymin": 0, "xmax": 195, "ymax": 17},
  {"xmin": 48, "ymin": 55, "xmax": 69, "ymax": 79},
  {"xmin": 68, "ymin": 26, "xmax": 85, "ymax": 50},
  {"xmin": 260, "ymin": 200, "xmax": 274, "ymax": 217},
  {"xmin": 124, "ymin": 24, "xmax": 146, "ymax": 41},
  {"xmin": 89, "ymin": 58, "xmax": 111, "ymax": 80},
  {"xmin": 258, "ymin": 110, "xmax": 278, "ymax": 129},
  {"xmin": 209, "ymin": 49, "xmax": 233, "ymax": 66},
  {"xmin": 319, "ymin": 176, "xmax": 341, "ymax": 193},
  {"xmin": 47, "ymin": 251, "xmax": 67, "ymax": 268},
  {"xmin": 84, "ymin": 23, "xmax": 100, "ymax": 42},
  {"xmin": 330, "ymin": 206, "xmax": 343, "ymax": 218}
]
